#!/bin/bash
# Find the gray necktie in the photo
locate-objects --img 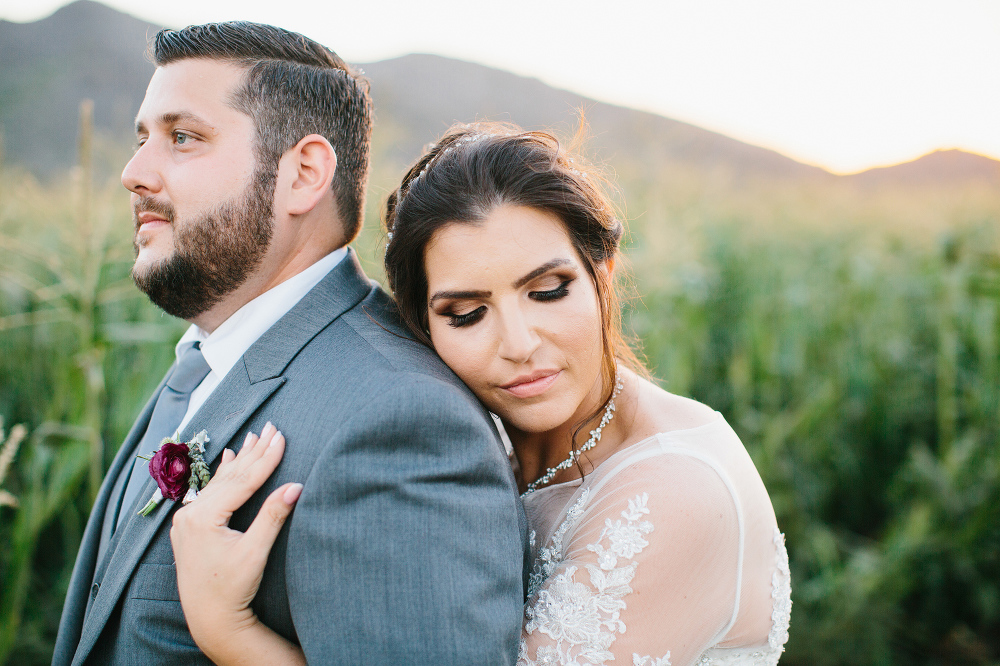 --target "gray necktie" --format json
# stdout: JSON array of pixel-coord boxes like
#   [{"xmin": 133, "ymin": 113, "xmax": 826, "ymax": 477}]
[{"xmin": 114, "ymin": 342, "xmax": 211, "ymax": 531}]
